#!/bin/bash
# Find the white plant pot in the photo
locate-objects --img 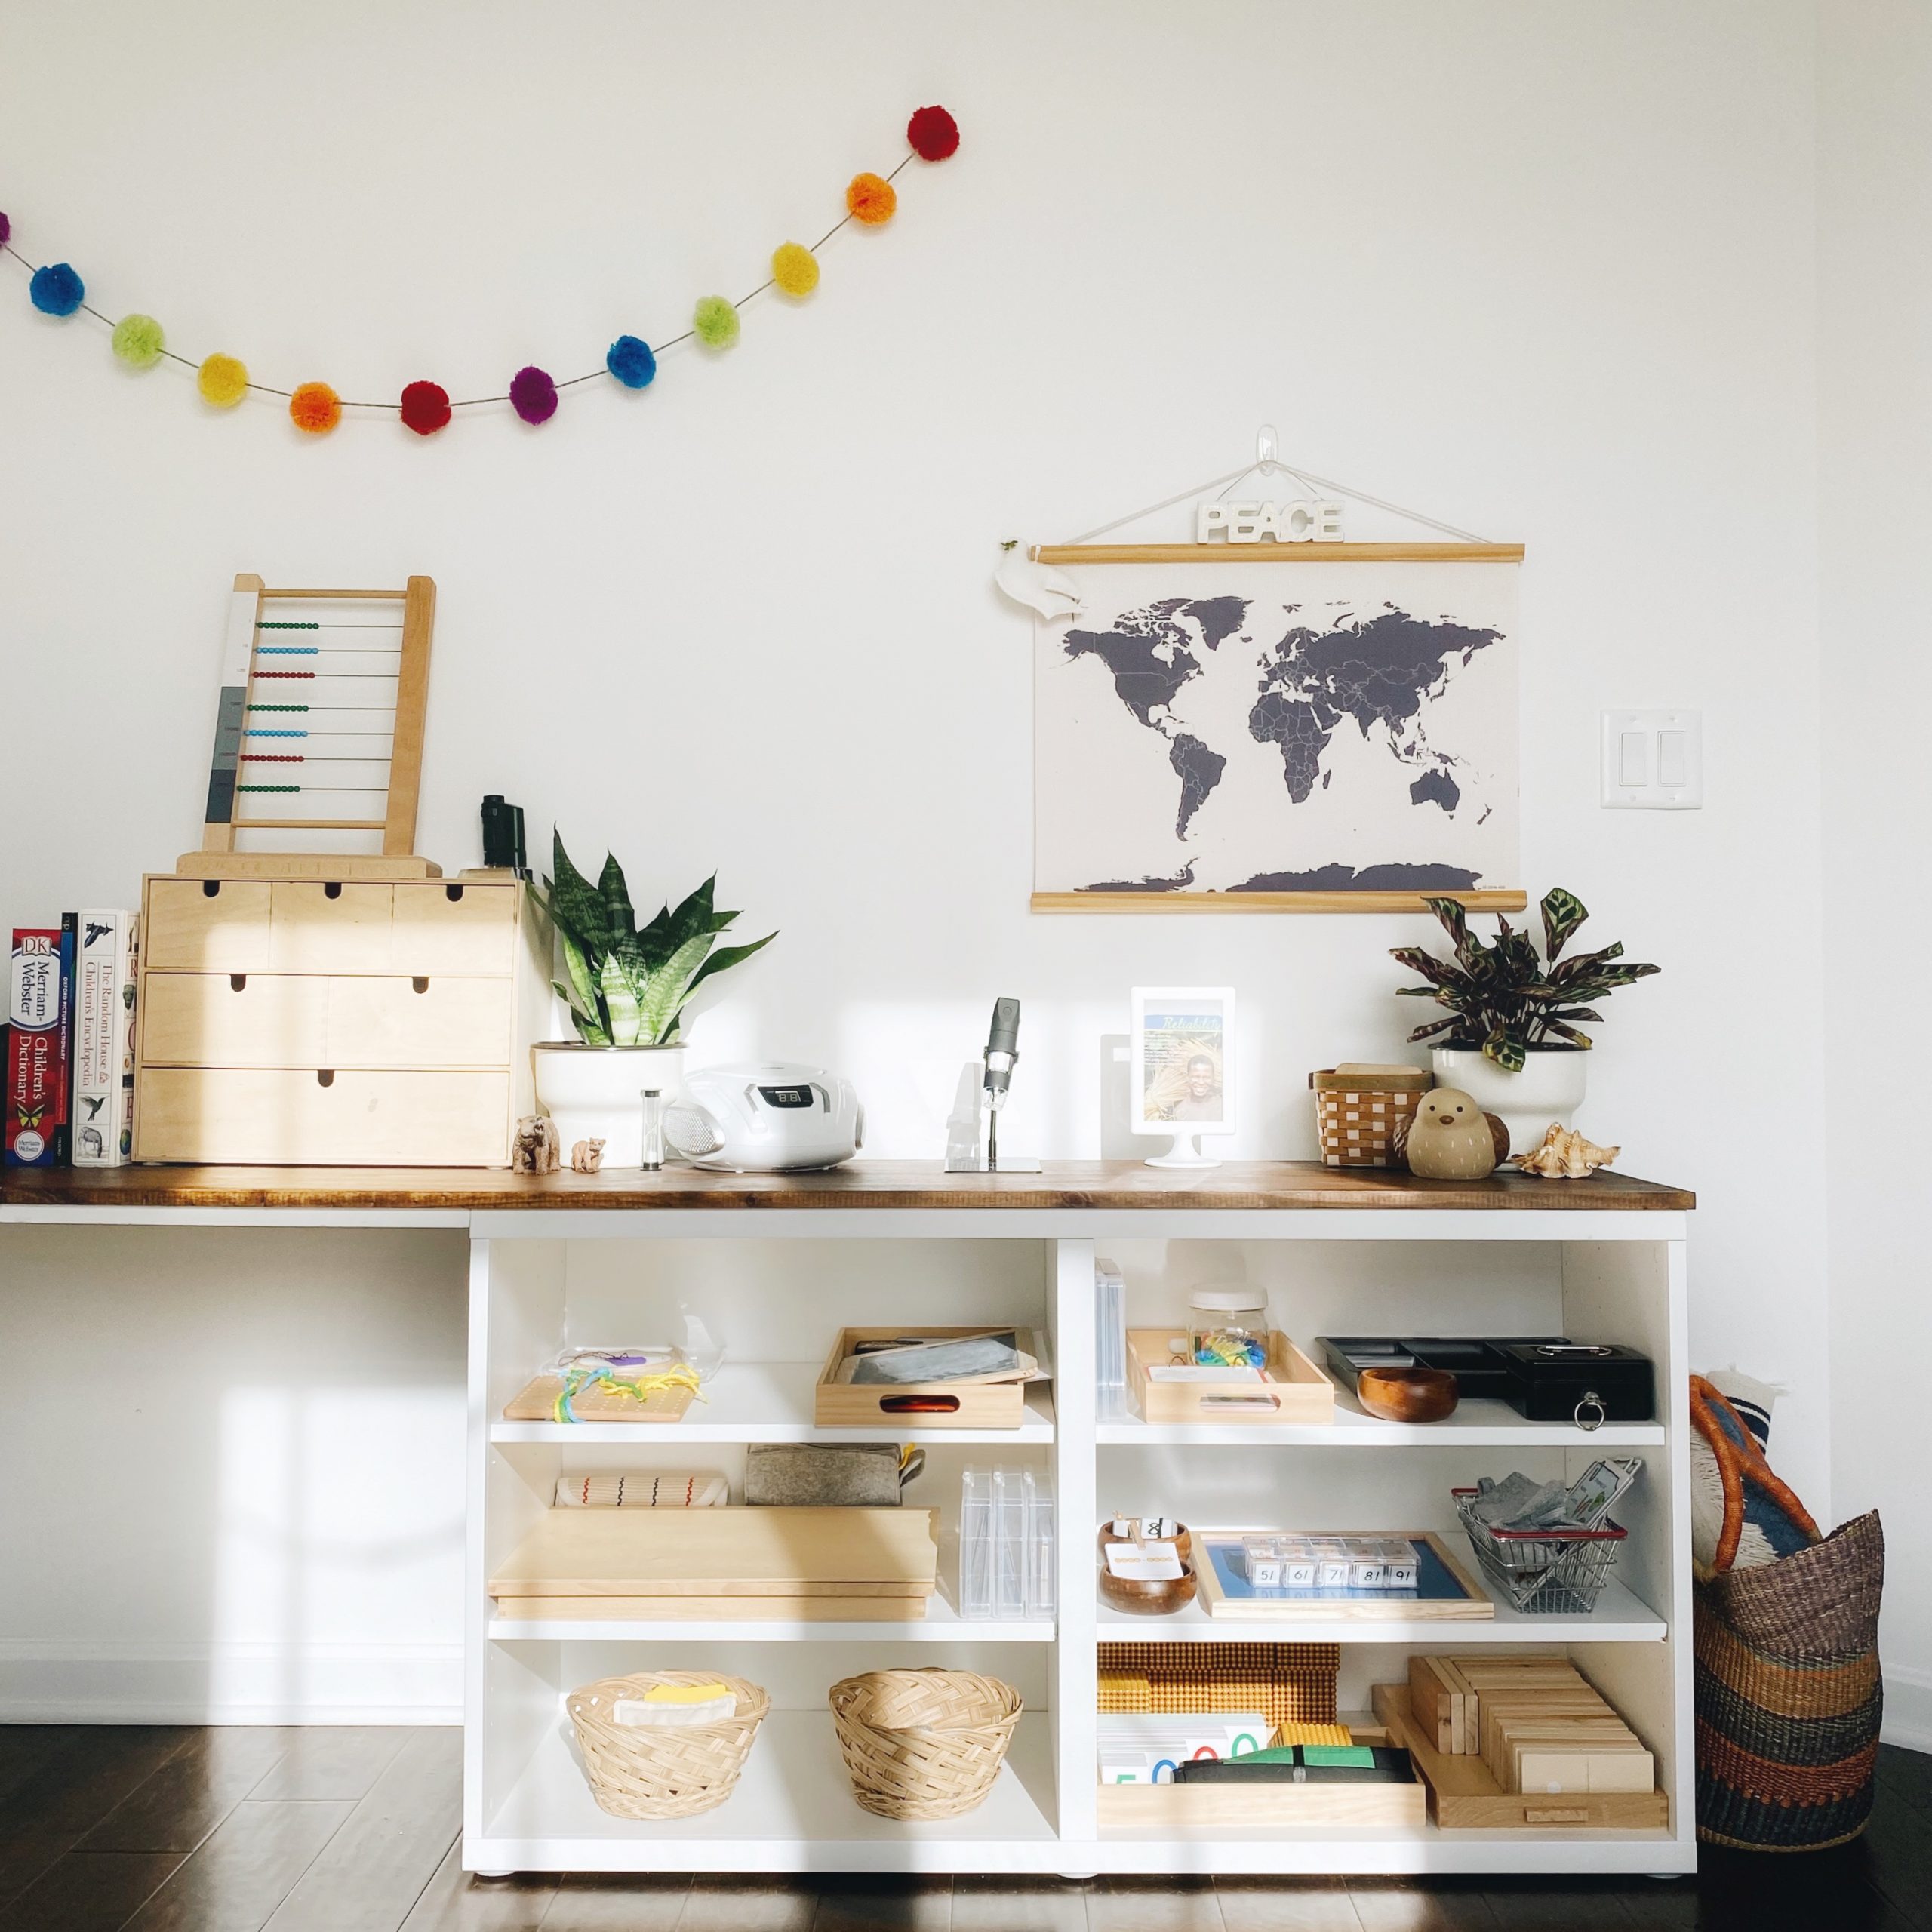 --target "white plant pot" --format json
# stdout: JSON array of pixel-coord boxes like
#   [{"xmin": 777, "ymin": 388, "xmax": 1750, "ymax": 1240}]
[
  {"xmin": 1431, "ymin": 1045, "xmax": 1587, "ymax": 1158},
  {"xmin": 531, "ymin": 1043, "xmax": 687, "ymax": 1170}
]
